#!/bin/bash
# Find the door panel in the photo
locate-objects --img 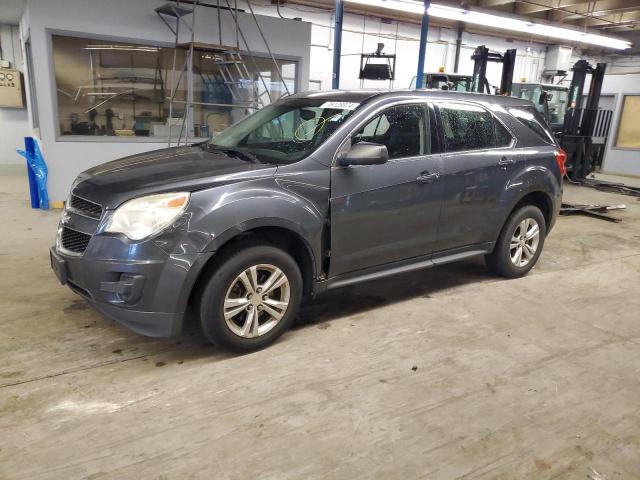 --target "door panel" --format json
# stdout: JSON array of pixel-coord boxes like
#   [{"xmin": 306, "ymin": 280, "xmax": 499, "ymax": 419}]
[
  {"xmin": 330, "ymin": 156, "xmax": 443, "ymax": 276},
  {"xmin": 435, "ymin": 150, "xmax": 514, "ymax": 251},
  {"xmin": 329, "ymin": 103, "xmax": 444, "ymax": 277},
  {"xmin": 434, "ymin": 102, "xmax": 517, "ymax": 252}
]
